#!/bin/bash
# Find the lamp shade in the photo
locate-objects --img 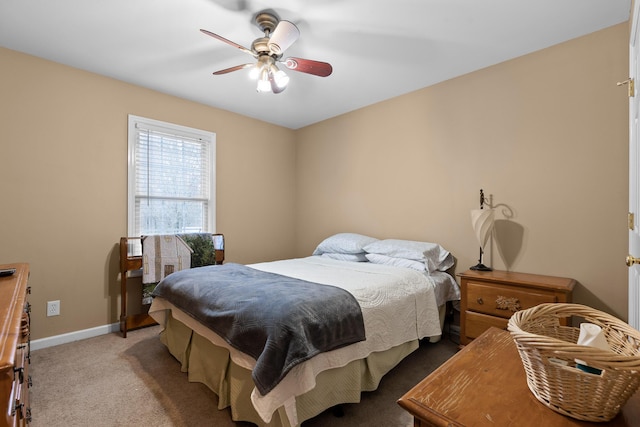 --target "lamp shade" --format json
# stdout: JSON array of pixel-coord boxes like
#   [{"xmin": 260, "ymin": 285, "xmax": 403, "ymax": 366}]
[{"xmin": 471, "ymin": 209, "xmax": 495, "ymax": 251}]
